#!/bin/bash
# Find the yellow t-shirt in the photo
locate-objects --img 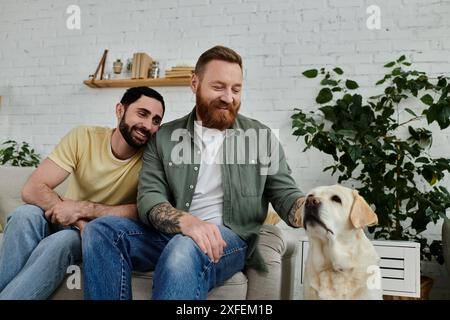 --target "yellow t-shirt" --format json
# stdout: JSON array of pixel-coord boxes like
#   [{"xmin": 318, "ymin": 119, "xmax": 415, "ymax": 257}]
[{"xmin": 48, "ymin": 126, "xmax": 143, "ymax": 206}]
